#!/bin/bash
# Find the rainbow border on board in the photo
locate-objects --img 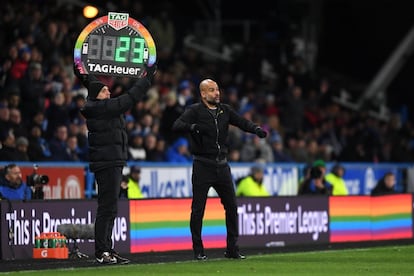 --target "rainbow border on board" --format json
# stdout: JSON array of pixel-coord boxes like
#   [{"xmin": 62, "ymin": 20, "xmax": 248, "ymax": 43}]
[{"xmin": 73, "ymin": 15, "xmax": 156, "ymax": 74}]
